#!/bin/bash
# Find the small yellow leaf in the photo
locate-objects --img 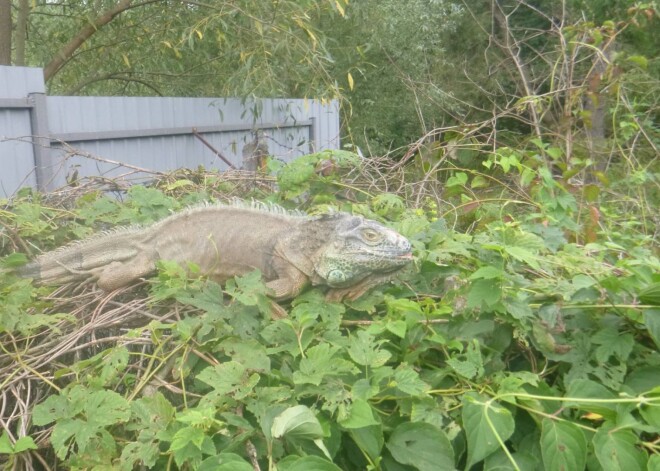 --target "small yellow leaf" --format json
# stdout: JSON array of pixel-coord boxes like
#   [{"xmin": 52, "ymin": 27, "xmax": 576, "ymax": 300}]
[
  {"xmin": 195, "ymin": 29, "xmax": 203, "ymax": 40},
  {"xmin": 581, "ymin": 412, "xmax": 604, "ymax": 421},
  {"xmin": 335, "ymin": 0, "xmax": 345, "ymax": 16},
  {"xmin": 122, "ymin": 53, "xmax": 130, "ymax": 67},
  {"xmin": 305, "ymin": 28, "xmax": 317, "ymax": 47},
  {"xmin": 347, "ymin": 72, "xmax": 354, "ymax": 91},
  {"xmin": 162, "ymin": 41, "xmax": 172, "ymax": 49}
]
